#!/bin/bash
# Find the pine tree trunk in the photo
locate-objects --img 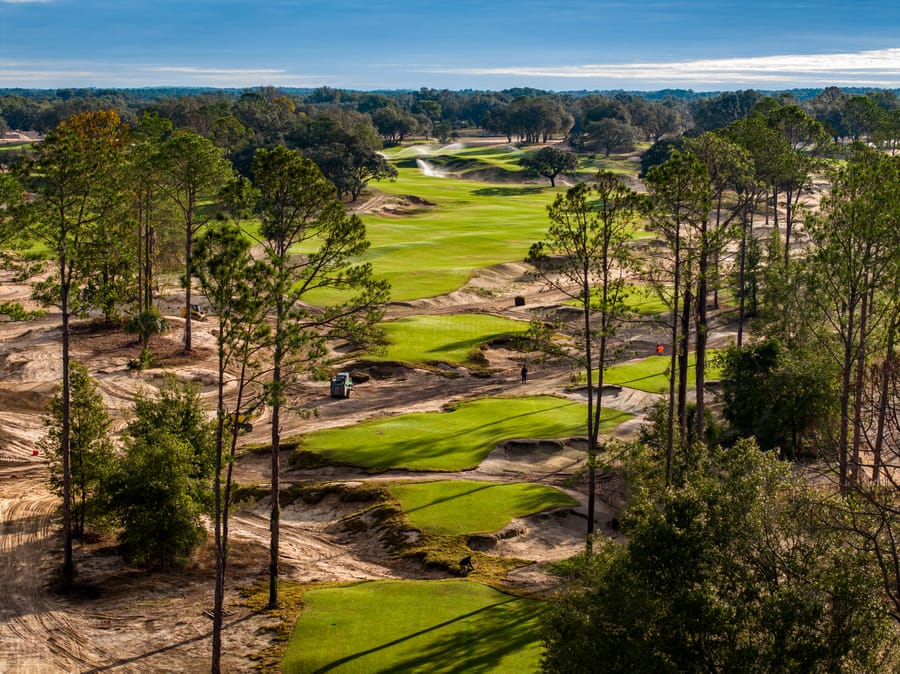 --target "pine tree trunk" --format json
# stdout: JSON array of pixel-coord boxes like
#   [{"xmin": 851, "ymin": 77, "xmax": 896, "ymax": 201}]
[
  {"xmin": 678, "ymin": 286, "xmax": 692, "ymax": 447},
  {"xmin": 850, "ymin": 287, "xmax": 870, "ymax": 485},
  {"xmin": 60, "ymin": 263, "xmax": 74, "ymax": 586},
  {"xmin": 665, "ymin": 223, "xmax": 681, "ymax": 486},
  {"xmin": 583, "ymin": 273, "xmax": 596, "ymax": 552},
  {"xmin": 838, "ymin": 299, "xmax": 857, "ymax": 492},
  {"xmin": 269, "ymin": 290, "xmax": 284, "ymax": 609},
  {"xmin": 872, "ymin": 309, "xmax": 898, "ymax": 483},
  {"xmin": 695, "ymin": 236, "xmax": 709, "ymax": 443},
  {"xmin": 737, "ymin": 207, "xmax": 748, "ymax": 348}
]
